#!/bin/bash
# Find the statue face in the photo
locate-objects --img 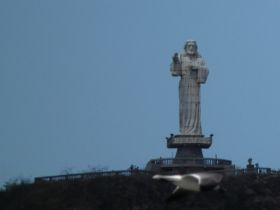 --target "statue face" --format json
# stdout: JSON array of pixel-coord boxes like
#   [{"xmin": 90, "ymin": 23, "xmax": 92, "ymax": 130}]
[{"xmin": 185, "ymin": 42, "xmax": 197, "ymax": 55}]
